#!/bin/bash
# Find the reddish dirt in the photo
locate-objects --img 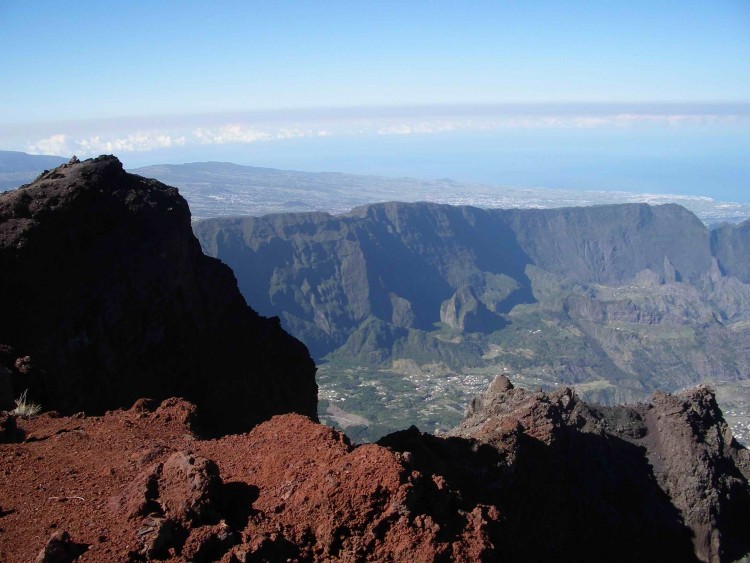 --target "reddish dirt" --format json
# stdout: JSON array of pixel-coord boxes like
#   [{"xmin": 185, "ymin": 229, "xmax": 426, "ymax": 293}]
[
  {"xmin": 2, "ymin": 381, "xmax": 749, "ymax": 562},
  {"xmin": 0, "ymin": 399, "xmax": 493, "ymax": 562}
]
